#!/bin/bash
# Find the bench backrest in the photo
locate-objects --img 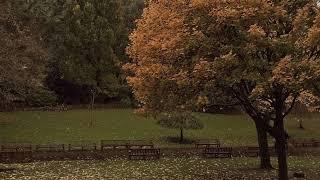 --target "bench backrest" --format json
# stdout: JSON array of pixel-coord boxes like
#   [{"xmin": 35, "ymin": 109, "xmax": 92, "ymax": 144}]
[
  {"xmin": 69, "ymin": 140, "xmax": 96, "ymax": 145},
  {"xmin": 205, "ymin": 147, "xmax": 232, "ymax": 153},
  {"xmin": 196, "ymin": 139, "xmax": 220, "ymax": 147},
  {"xmin": 68, "ymin": 141, "xmax": 97, "ymax": 150},
  {"xmin": 247, "ymin": 147, "xmax": 259, "ymax": 151},
  {"xmin": 101, "ymin": 140, "xmax": 129, "ymax": 145},
  {"xmin": 196, "ymin": 139, "xmax": 219, "ymax": 143},
  {"xmin": 292, "ymin": 138, "xmax": 315, "ymax": 143},
  {"xmin": 1, "ymin": 142, "xmax": 32, "ymax": 152},
  {"xmin": 35, "ymin": 144, "xmax": 65, "ymax": 151},
  {"xmin": 129, "ymin": 148, "xmax": 160, "ymax": 154},
  {"xmin": 128, "ymin": 140, "xmax": 153, "ymax": 145}
]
